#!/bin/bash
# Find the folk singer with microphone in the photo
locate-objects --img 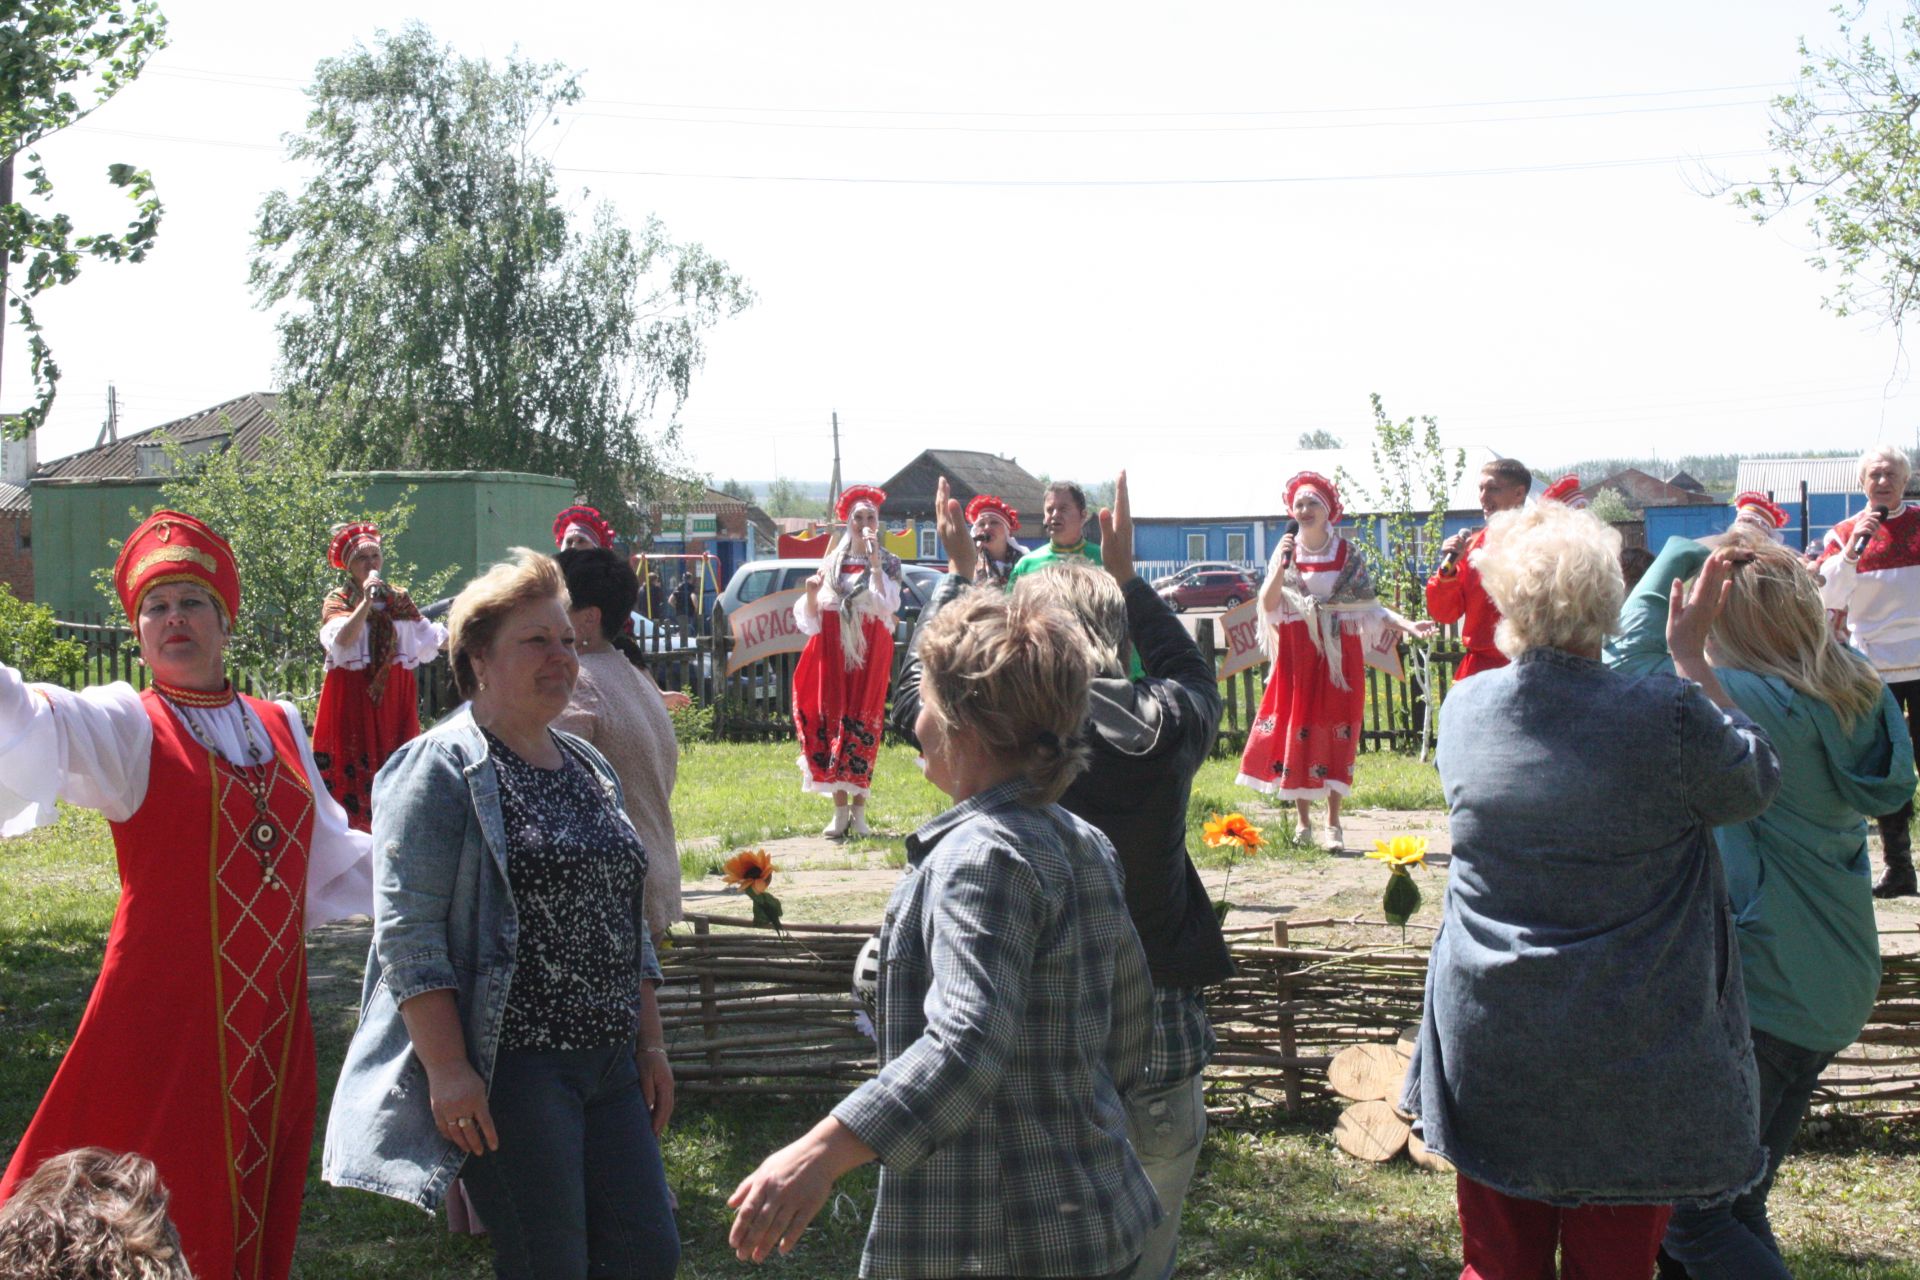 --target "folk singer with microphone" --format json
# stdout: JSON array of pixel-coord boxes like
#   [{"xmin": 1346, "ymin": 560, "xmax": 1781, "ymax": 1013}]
[
  {"xmin": 1425, "ymin": 457, "xmax": 1533, "ymax": 681},
  {"xmin": 1818, "ymin": 444, "xmax": 1920, "ymax": 897}
]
